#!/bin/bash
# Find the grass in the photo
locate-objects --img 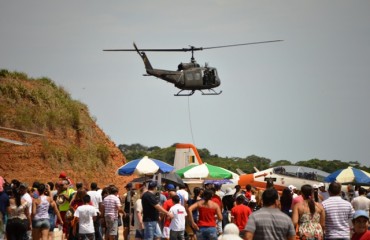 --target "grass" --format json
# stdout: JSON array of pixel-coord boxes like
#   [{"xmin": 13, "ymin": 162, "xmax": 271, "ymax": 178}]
[{"xmin": 1, "ymin": 69, "xmax": 114, "ymax": 172}]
